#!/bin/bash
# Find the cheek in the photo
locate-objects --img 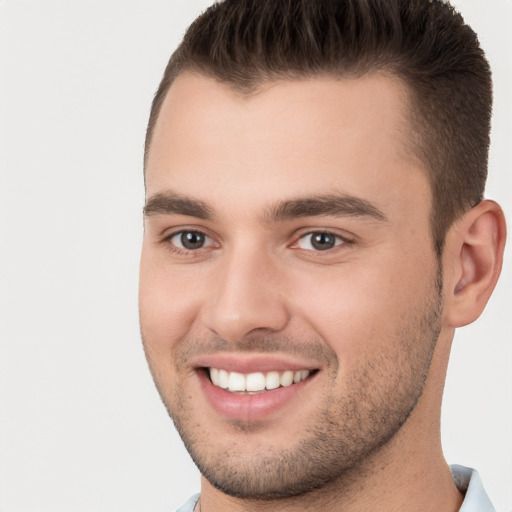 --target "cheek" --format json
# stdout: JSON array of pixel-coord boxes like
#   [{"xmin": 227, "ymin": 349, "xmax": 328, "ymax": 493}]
[
  {"xmin": 139, "ymin": 256, "xmax": 206, "ymax": 401},
  {"xmin": 291, "ymin": 254, "xmax": 432, "ymax": 358},
  {"xmin": 139, "ymin": 249, "xmax": 203, "ymax": 352}
]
